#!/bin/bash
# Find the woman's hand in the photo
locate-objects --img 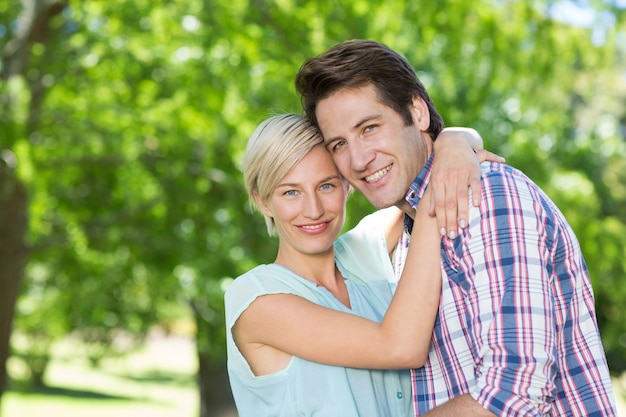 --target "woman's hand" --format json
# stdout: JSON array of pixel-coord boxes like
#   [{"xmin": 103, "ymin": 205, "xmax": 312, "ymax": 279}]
[{"xmin": 430, "ymin": 127, "xmax": 504, "ymax": 239}]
